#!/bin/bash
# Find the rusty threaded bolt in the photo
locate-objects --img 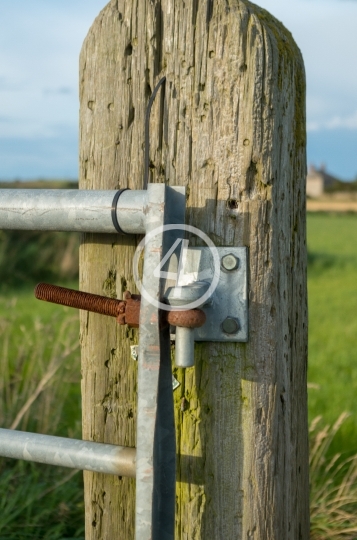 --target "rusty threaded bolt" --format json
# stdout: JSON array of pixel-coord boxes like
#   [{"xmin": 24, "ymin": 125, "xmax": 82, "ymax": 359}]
[
  {"xmin": 35, "ymin": 283, "xmax": 206, "ymax": 329},
  {"xmin": 35, "ymin": 283, "xmax": 125, "ymax": 318}
]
